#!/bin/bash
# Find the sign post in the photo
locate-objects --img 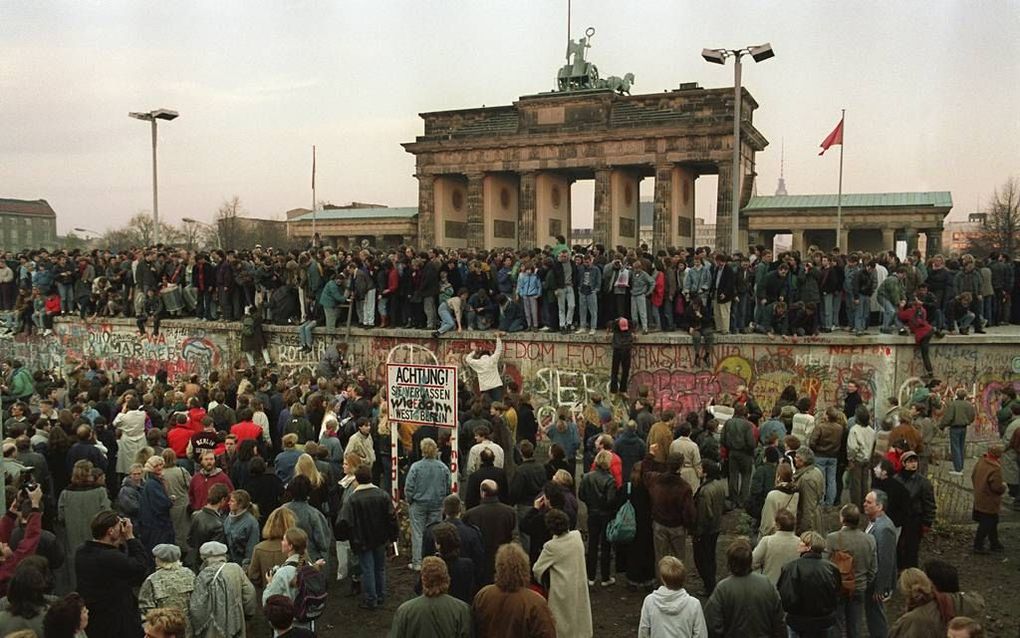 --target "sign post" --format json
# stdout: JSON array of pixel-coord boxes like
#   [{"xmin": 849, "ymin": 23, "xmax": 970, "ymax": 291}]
[{"xmin": 386, "ymin": 363, "xmax": 459, "ymax": 500}]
